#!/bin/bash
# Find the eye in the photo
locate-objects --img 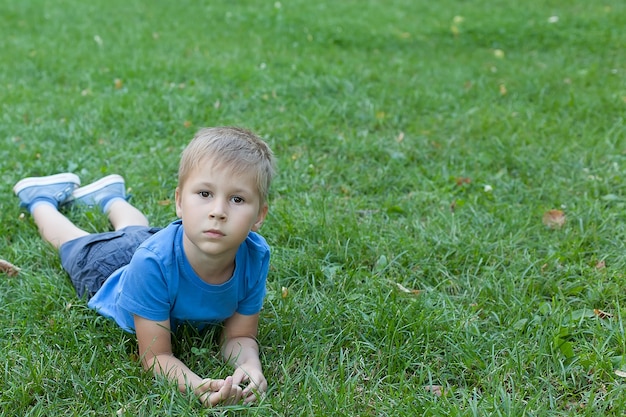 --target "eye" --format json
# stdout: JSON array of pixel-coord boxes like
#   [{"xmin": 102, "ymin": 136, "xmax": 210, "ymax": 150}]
[
  {"xmin": 232, "ymin": 196, "xmax": 245, "ymax": 204},
  {"xmin": 198, "ymin": 191, "xmax": 212, "ymax": 198}
]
